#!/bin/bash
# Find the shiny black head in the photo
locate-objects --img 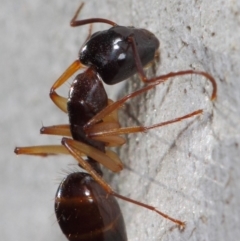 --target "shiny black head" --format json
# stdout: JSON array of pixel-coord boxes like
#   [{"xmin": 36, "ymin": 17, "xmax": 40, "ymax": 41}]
[{"xmin": 79, "ymin": 25, "xmax": 159, "ymax": 85}]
